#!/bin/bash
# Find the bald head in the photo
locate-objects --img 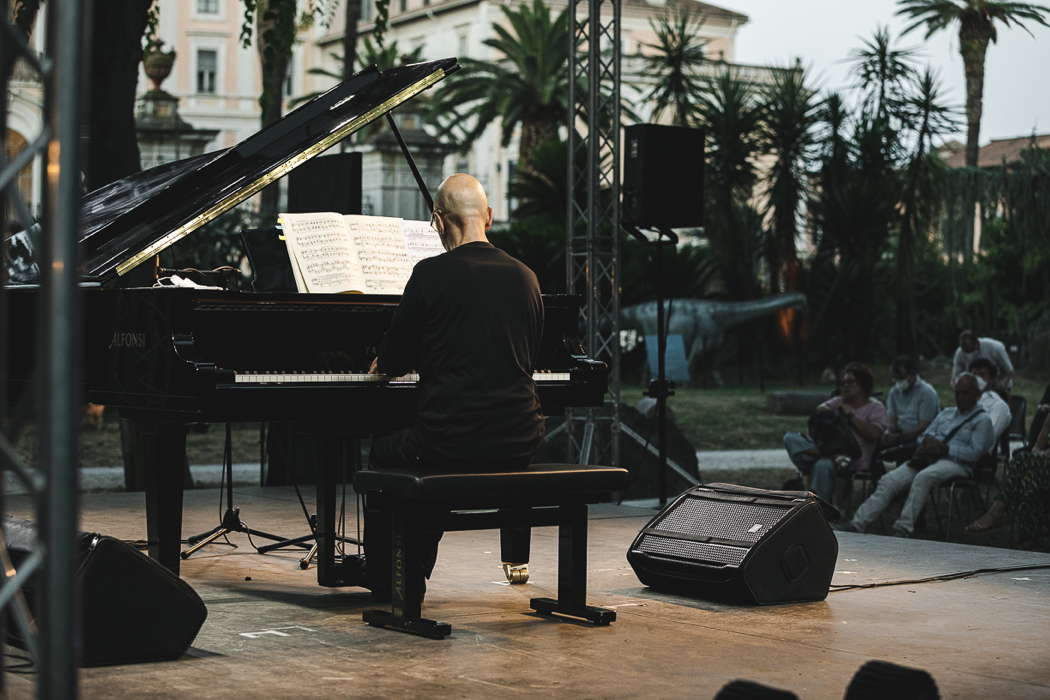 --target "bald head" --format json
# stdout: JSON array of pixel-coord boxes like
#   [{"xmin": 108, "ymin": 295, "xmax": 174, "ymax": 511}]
[
  {"xmin": 435, "ymin": 174, "xmax": 489, "ymax": 224},
  {"xmin": 954, "ymin": 372, "xmax": 981, "ymax": 412},
  {"xmin": 432, "ymin": 174, "xmax": 493, "ymax": 250}
]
